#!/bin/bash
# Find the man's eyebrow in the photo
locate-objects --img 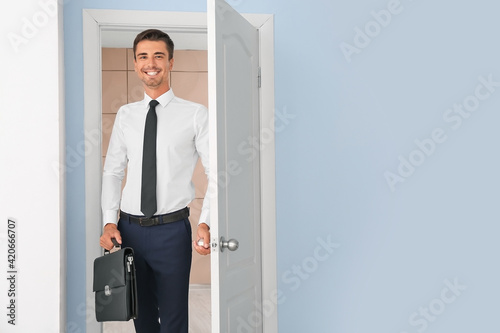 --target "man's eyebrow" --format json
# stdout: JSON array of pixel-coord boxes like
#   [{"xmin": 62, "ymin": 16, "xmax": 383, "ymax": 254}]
[{"xmin": 136, "ymin": 51, "xmax": 166, "ymax": 56}]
